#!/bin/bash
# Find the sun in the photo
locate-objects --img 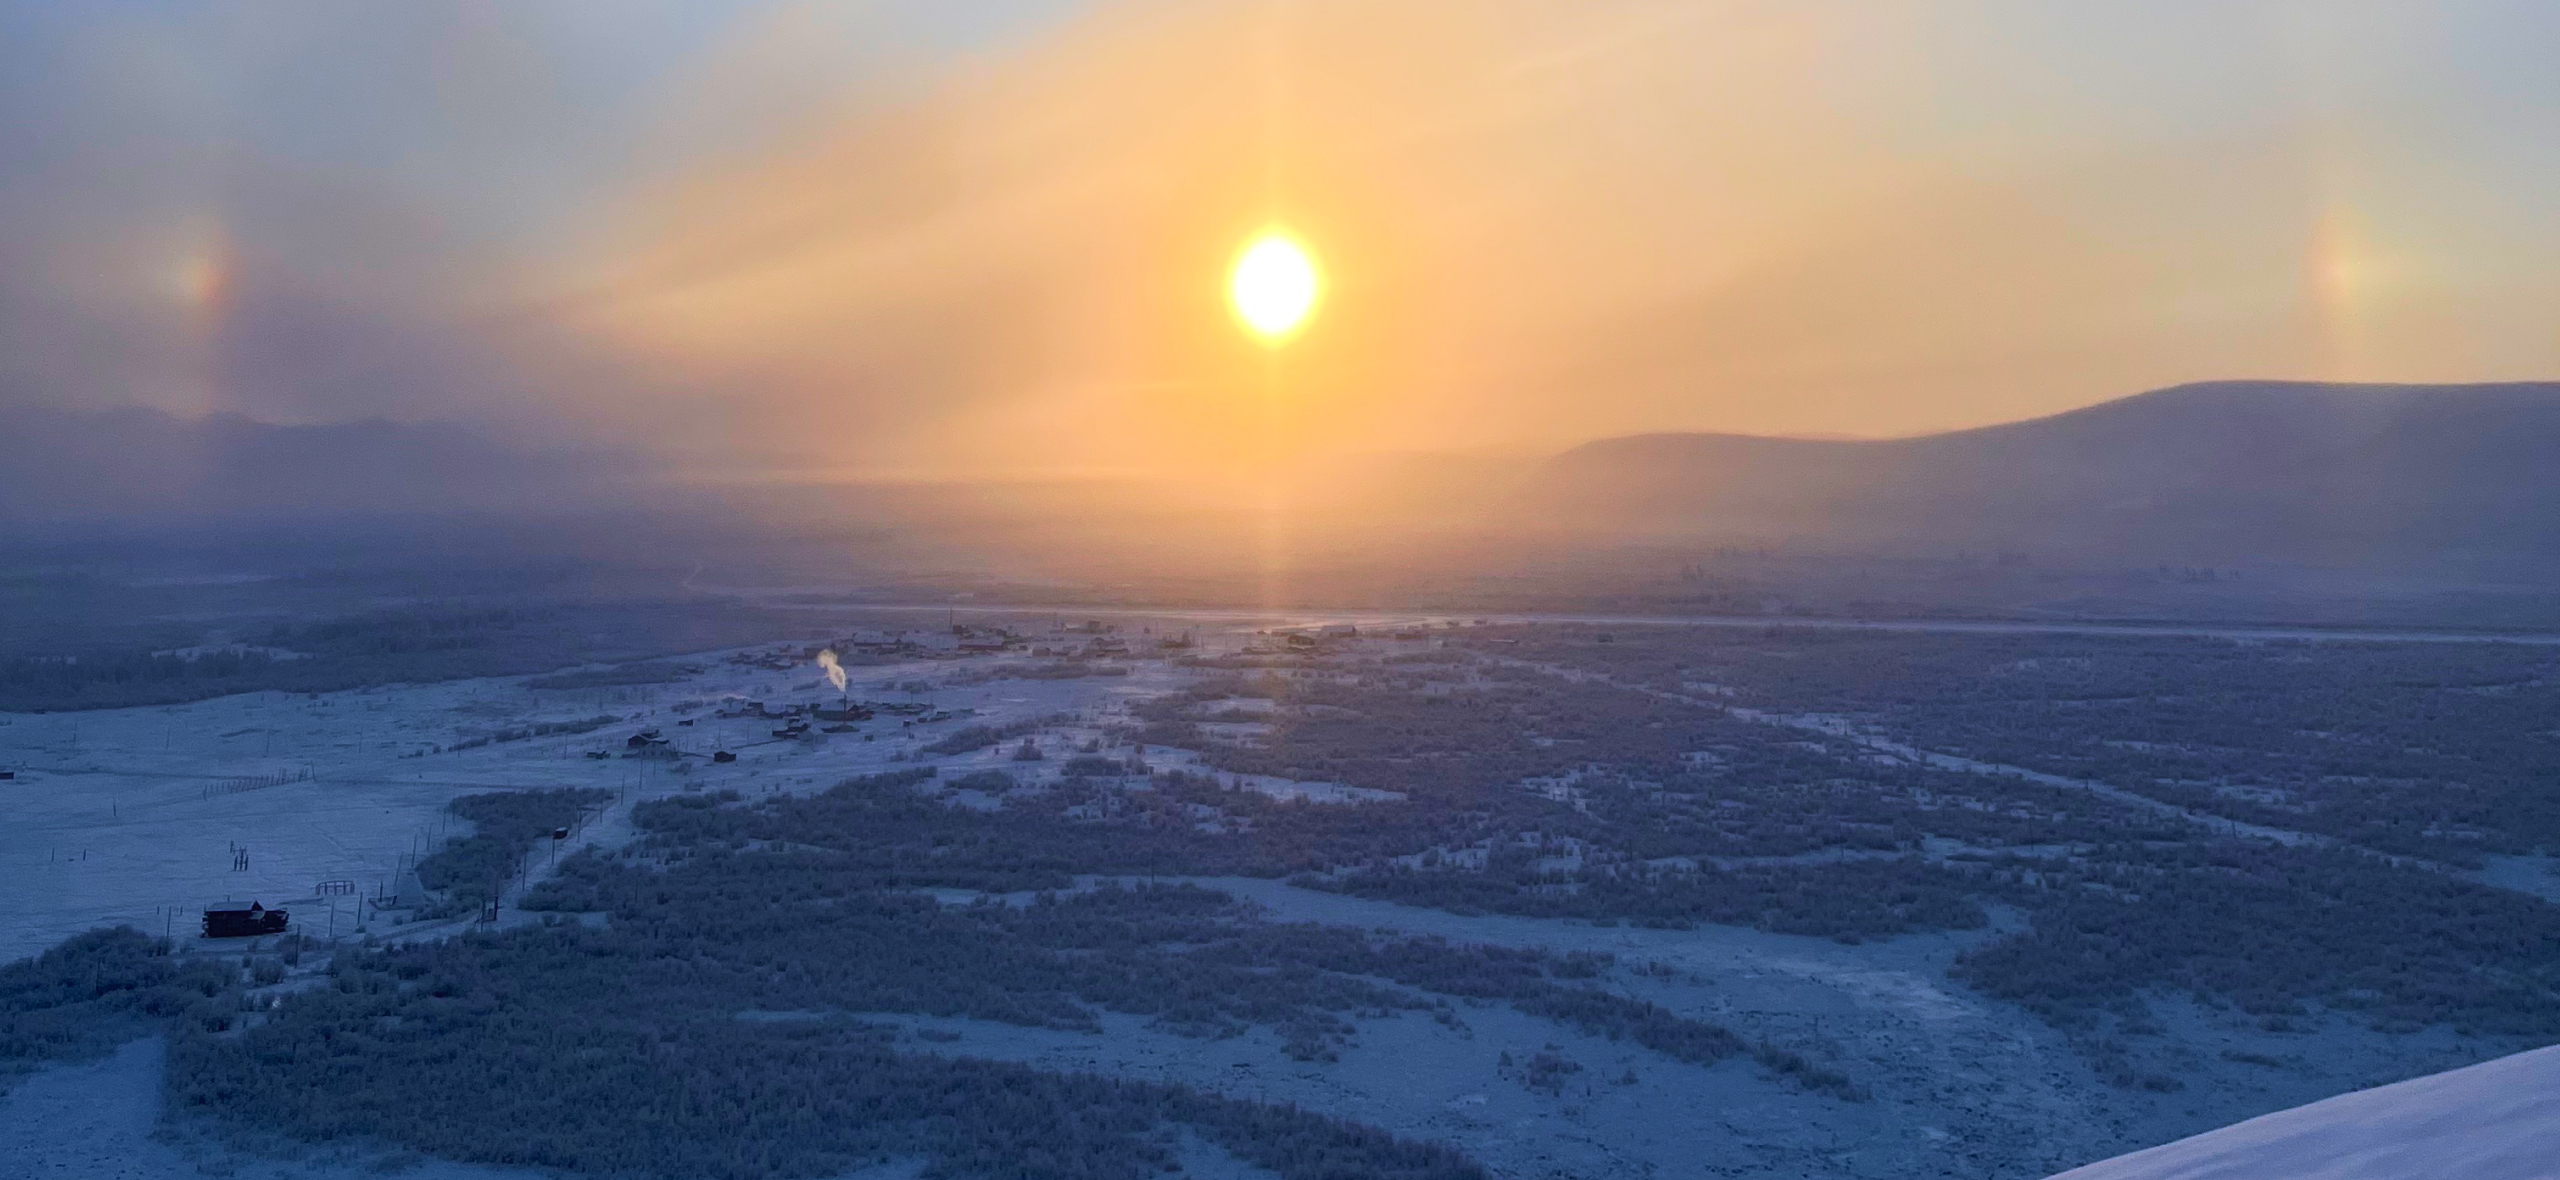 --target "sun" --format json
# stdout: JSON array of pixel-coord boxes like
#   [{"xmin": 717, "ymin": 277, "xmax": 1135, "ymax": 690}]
[{"xmin": 1228, "ymin": 230, "xmax": 1320, "ymax": 343}]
